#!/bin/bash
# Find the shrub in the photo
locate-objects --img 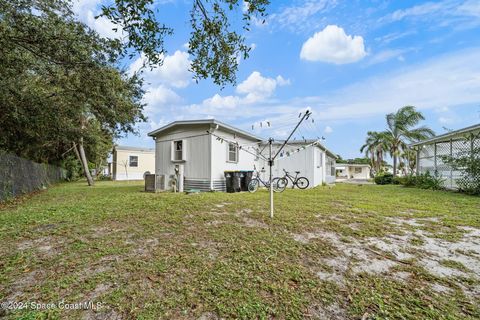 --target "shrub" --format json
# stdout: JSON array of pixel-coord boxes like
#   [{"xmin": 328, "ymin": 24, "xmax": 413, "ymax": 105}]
[
  {"xmin": 417, "ymin": 171, "xmax": 444, "ymax": 190},
  {"xmin": 402, "ymin": 174, "xmax": 418, "ymax": 187},
  {"xmin": 97, "ymin": 174, "xmax": 112, "ymax": 181},
  {"xmin": 399, "ymin": 171, "xmax": 444, "ymax": 190},
  {"xmin": 374, "ymin": 173, "xmax": 393, "ymax": 185},
  {"xmin": 392, "ymin": 176, "xmax": 405, "ymax": 185}
]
